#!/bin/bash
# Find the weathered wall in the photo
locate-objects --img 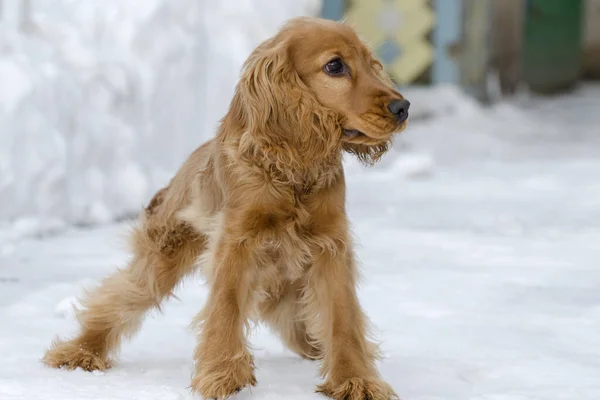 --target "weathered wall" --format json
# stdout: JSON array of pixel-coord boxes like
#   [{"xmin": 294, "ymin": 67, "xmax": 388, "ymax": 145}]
[
  {"xmin": 584, "ymin": 0, "xmax": 600, "ymax": 78},
  {"xmin": 490, "ymin": 0, "xmax": 524, "ymax": 94}
]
